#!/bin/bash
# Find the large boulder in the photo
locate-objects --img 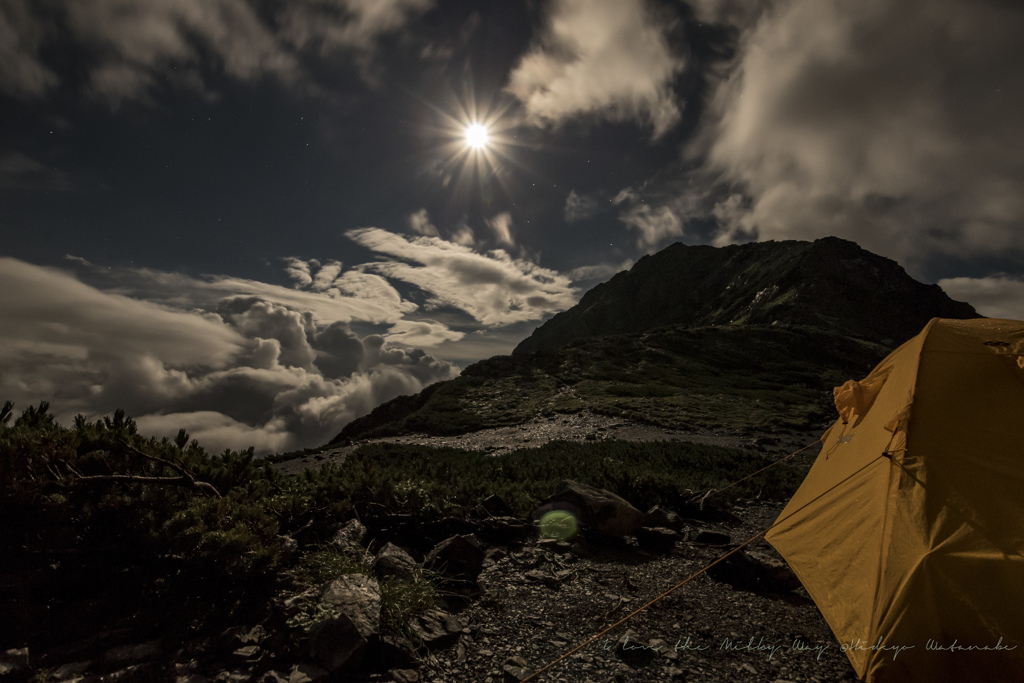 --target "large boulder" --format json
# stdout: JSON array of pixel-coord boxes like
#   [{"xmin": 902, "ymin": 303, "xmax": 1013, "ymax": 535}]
[
  {"xmin": 538, "ymin": 480, "xmax": 645, "ymax": 537},
  {"xmin": 635, "ymin": 526, "xmax": 679, "ymax": 553},
  {"xmin": 478, "ymin": 517, "xmax": 535, "ymax": 546},
  {"xmin": 707, "ymin": 549, "xmax": 801, "ymax": 593},
  {"xmin": 424, "ymin": 535, "xmax": 484, "ymax": 582},
  {"xmin": 310, "ymin": 574, "xmax": 382, "ymax": 674},
  {"xmin": 408, "ymin": 609, "xmax": 464, "ymax": 649},
  {"xmin": 308, "ymin": 615, "xmax": 367, "ymax": 674},
  {"xmin": 645, "ymin": 505, "xmax": 683, "ymax": 530},
  {"xmin": 372, "ymin": 543, "xmax": 418, "ymax": 582},
  {"xmin": 319, "ymin": 574, "xmax": 381, "ymax": 638}
]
